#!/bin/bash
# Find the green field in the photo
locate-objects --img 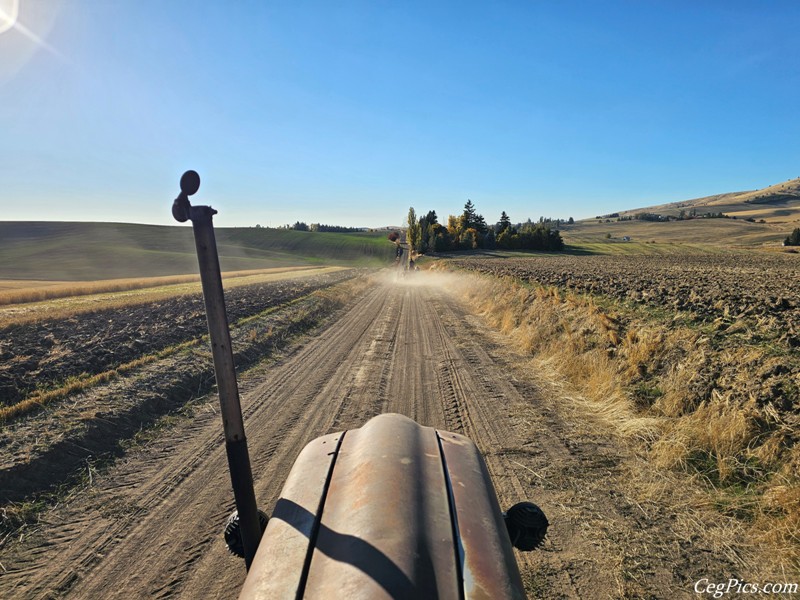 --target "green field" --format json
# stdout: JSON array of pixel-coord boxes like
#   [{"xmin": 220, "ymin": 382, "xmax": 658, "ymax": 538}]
[{"xmin": 0, "ymin": 222, "xmax": 396, "ymax": 281}]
